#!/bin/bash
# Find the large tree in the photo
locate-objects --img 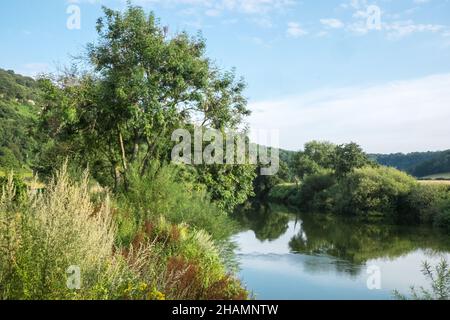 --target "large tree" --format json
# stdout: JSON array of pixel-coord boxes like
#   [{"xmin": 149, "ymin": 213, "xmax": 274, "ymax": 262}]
[{"xmin": 37, "ymin": 4, "xmax": 254, "ymax": 210}]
